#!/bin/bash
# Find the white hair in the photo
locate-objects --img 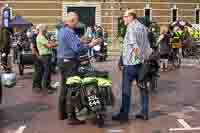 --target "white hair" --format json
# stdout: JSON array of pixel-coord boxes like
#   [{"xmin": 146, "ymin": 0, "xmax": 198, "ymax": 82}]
[
  {"xmin": 37, "ymin": 24, "xmax": 47, "ymax": 33},
  {"xmin": 62, "ymin": 12, "xmax": 78, "ymax": 23}
]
